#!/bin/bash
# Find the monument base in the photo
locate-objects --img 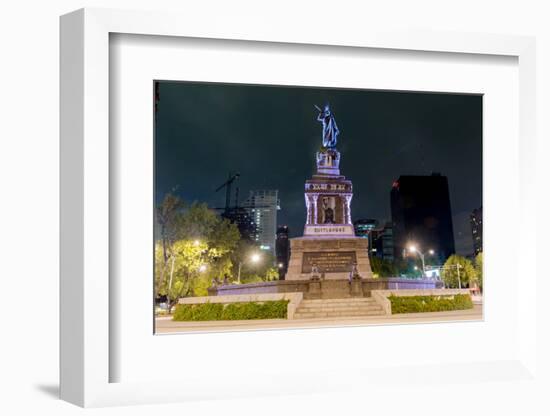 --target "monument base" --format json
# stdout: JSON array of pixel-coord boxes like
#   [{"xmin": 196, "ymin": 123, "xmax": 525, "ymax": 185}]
[
  {"xmin": 208, "ymin": 278, "xmax": 443, "ymax": 299},
  {"xmin": 285, "ymin": 236, "xmax": 373, "ymax": 280}
]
